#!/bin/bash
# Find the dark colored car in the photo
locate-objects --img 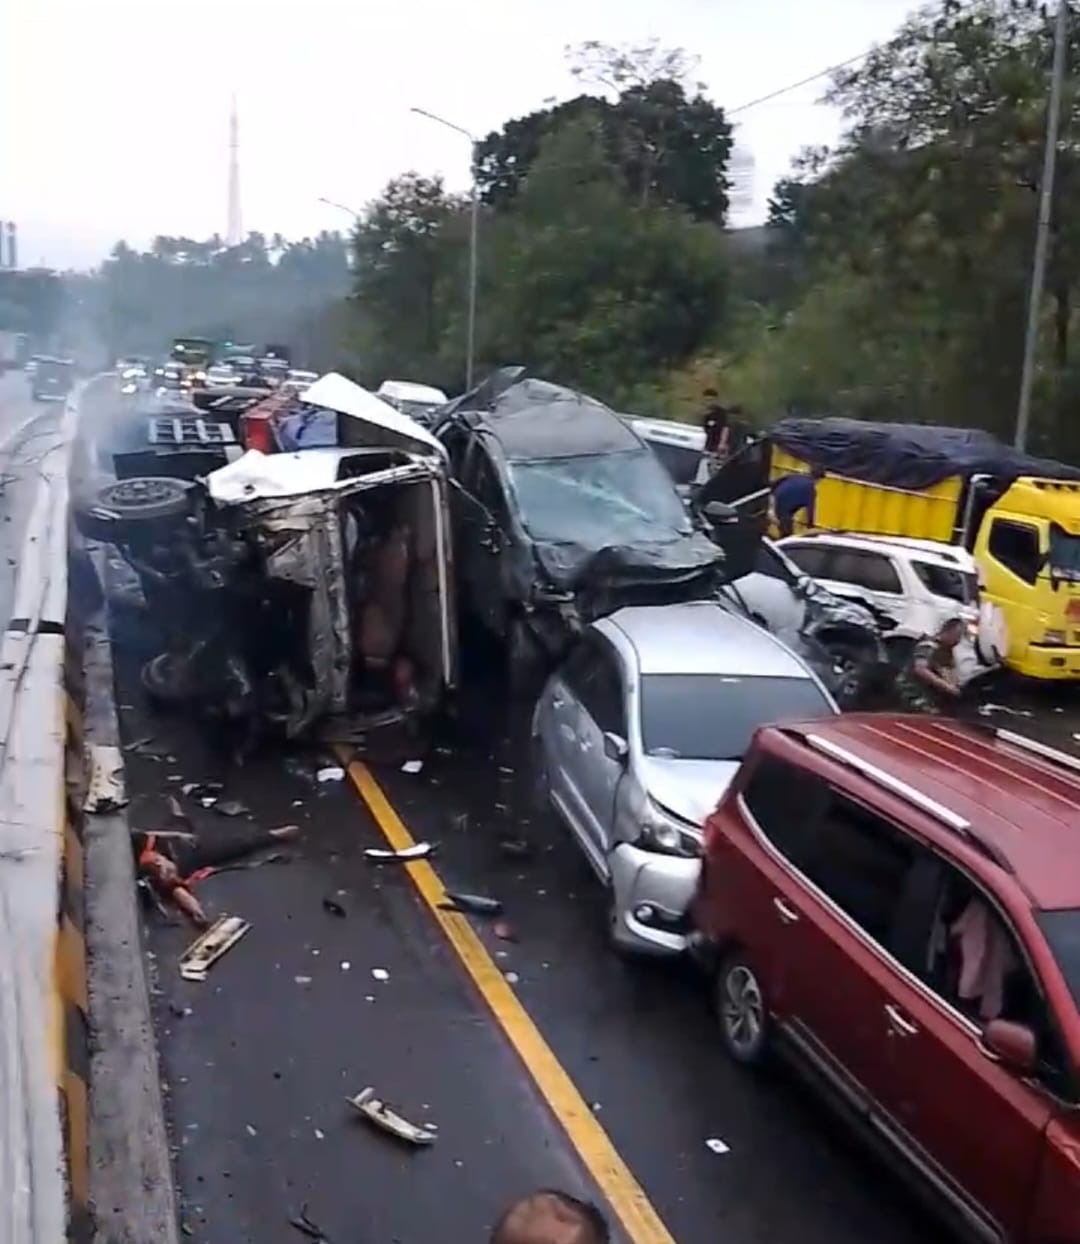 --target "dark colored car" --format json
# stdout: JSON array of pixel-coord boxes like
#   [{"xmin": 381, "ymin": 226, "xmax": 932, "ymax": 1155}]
[
  {"xmin": 435, "ymin": 374, "xmax": 727, "ymax": 686},
  {"xmin": 695, "ymin": 714, "xmax": 1080, "ymax": 1244},
  {"xmin": 32, "ymin": 356, "xmax": 74, "ymax": 402}
]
